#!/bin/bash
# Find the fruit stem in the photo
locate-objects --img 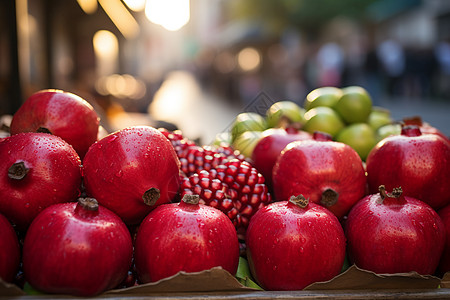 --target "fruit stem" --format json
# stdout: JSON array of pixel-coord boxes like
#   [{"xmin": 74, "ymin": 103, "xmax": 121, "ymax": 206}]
[
  {"xmin": 182, "ymin": 194, "xmax": 200, "ymax": 205},
  {"xmin": 75, "ymin": 197, "xmax": 99, "ymax": 218},
  {"xmin": 8, "ymin": 161, "xmax": 29, "ymax": 180},
  {"xmin": 78, "ymin": 197, "xmax": 99, "ymax": 211},
  {"xmin": 289, "ymin": 195, "xmax": 309, "ymax": 208},
  {"xmin": 142, "ymin": 187, "xmax": 160, "ymax": 206},
  {"xmin": 36, "ymin": 127, "xmax": 52, "ymax": 134},
  {"xmin": 320, "ymin": 188, "xmax": 339, "ymax": 207},
  {"xmin": 401, "ymin": 125, "xmax": 422, "ymax": 137},
  {"xmin": 378, "ymin": 185, "xmax": 403, "ymax": 201}
]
